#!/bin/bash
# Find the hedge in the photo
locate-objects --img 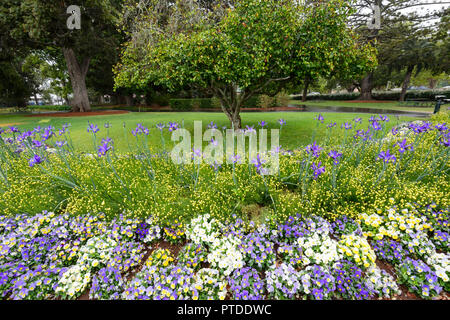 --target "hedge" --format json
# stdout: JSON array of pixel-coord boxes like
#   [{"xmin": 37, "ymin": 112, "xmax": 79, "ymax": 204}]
[
  {"xmin": 292, "ymin": 90, "xmax": 450, "ymax": 101},
  {"xmin": 27, "ymin": 105, "xmax": 71, "ymax": 111},
  {"xmin": 169, "ymin": 99, "xmax": 194, "ymax": 111}
]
